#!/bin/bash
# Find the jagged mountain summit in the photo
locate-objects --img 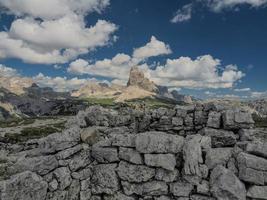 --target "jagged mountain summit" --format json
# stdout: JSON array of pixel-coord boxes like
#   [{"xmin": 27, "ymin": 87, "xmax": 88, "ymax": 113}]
[{"xmin": 72, "ymin": 66, "xmax": 192, "ymax": 103}]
